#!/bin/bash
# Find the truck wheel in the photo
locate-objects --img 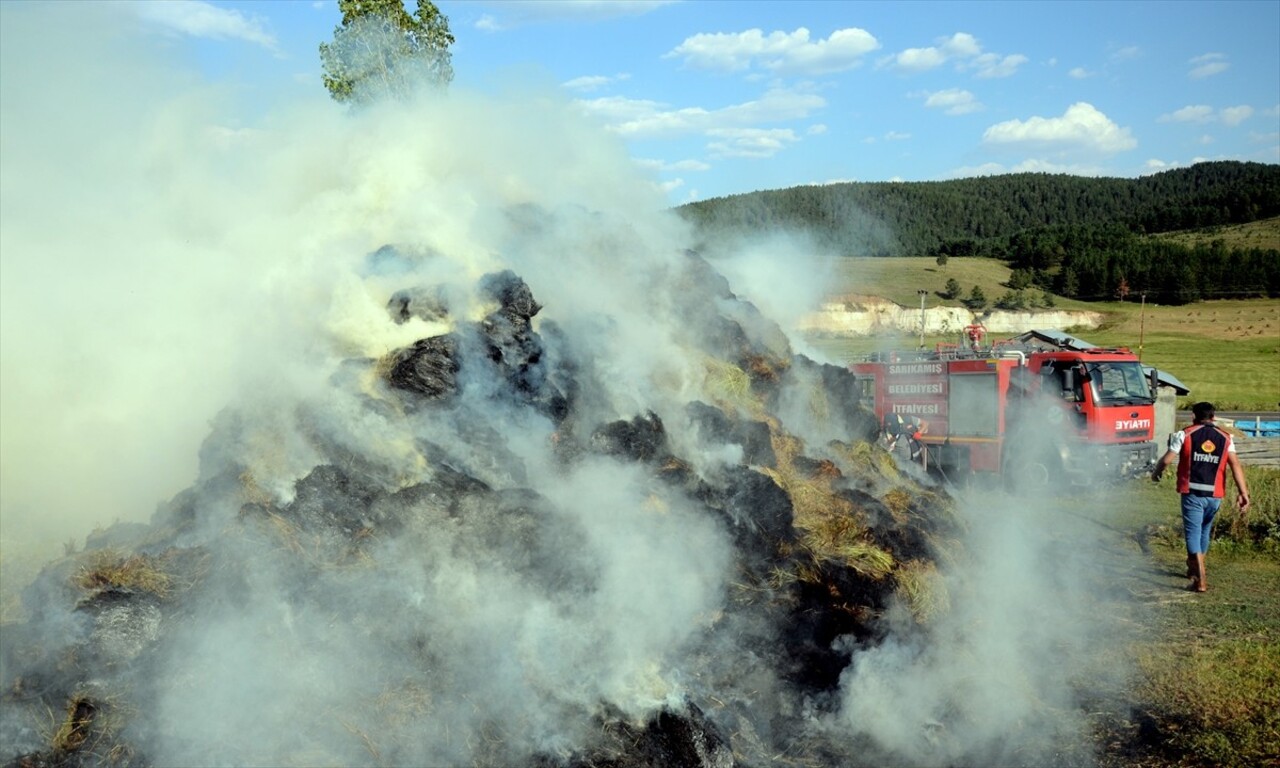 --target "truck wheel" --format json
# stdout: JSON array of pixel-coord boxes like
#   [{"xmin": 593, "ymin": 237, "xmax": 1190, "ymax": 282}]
[{"xmin": 1004, "ymin": 450, "xmax": 1055, "ymax": 493}]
